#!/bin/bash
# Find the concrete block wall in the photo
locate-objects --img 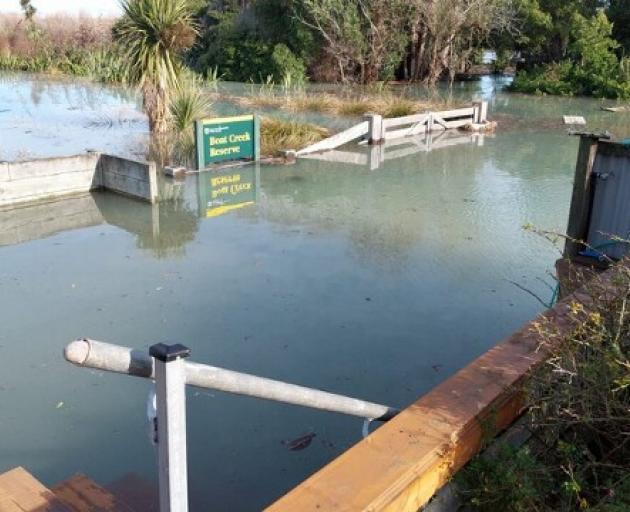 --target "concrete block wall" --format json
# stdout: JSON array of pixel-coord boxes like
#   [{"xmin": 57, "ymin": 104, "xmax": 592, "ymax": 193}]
[
  {"xmin": 0, "ymin": 152, "xmax": 158, "ymax": 208},
  {"xmin": 98, "ymin": 154, "xmax": 158, "ymax": 204},
  {"xmin": 0, "ymin": 153, "xmax": 101, "ymax": 207}
]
